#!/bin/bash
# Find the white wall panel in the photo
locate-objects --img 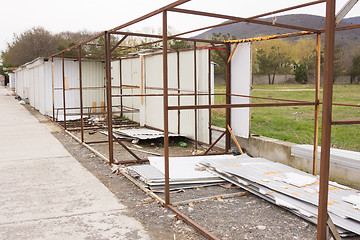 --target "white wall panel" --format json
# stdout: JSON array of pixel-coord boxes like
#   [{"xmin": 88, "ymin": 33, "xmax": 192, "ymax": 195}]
[
  {"xmin": 114, "ymin": 49, "xmax": 210, "ymax": 143},
  {"xmin": 230, "ymin": 43, "xmax": 251, "ymax": 138},
  {"xmin": 15, "ymin": 58, "xmax": 105, "ymax": 120},
  {"xmin": 111, "ymin": 60, "xmax": 121, "ymax": 112},
  {"xmin": 44, "ymin": 61, "xmax": 52, "ymax": 116},
  {"xmin": 14, "ymin": 70, "xmax": 24, "ymax": 98},
  {"xmin": 9, "ymin": 73, "xmax": 15, "ymax": 89},
  {"xmin": 120, "ymin": 58, "xmax": 141, "ymax": 122},
  {"xmin": 82, "ymin": 61, "xmax": 106, "ymax": 115}
]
